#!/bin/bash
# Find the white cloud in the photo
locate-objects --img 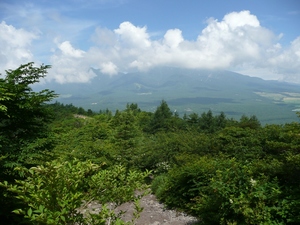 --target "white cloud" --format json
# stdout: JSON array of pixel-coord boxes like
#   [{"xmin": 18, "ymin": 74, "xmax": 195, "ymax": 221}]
[
  {"xmin": 100, "ymin": 61, "xmax": 118, "ymax": 75},
  {"xmin": 268, "ymin": 37, "xmax": 300, "ymax": 81},
  {"xmin": 1, "ymin": 10, "xmax": 300, "ymax": 83},
  {"xmin": 114, "ymin": 22, "xmax": 151, "ymax": 49},
  {"xmin": 197, "ymin": 10, "xmax": 275, "ymax": 67},
  {"xmin": 91, "ymin": 27, "xmax": 116, "ymax": 46},
  {"xmin": 49, "ymin": 41, "xmax": 95, "ymax": 83},
  {"xmin": 163, "ymin": 29, "xmax": 184, "ymax": 48},
  {"xmin": 223, "ymin": 10, "xmax": 260, "ymax": 29},
  {"xmin": 0, "ymin": 21, "xmax": 37, "ymax": 74},
  {"xmin": 48, "ymin": 11, "xmax": 299, "ymax": 83},
  {"xmin": 119, "ymin": 10, "xmax": 277, "ymax": 71},
  {"xmin": 58, "ymin": 41, "xmax": 85, "ymax": 58}
]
